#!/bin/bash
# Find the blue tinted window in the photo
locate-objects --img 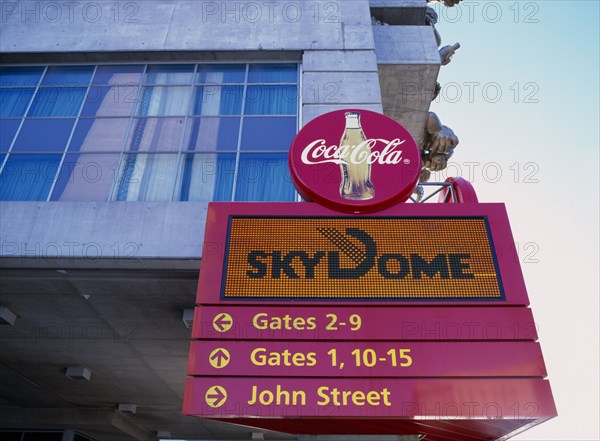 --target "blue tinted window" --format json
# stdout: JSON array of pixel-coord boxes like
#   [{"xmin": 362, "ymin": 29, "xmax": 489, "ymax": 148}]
[
  {"xmin": 51, "ymin": 153, "xmax": 120, "ymax": 201},
  {"xmin": 145, "ymin": 65, "xmax": 194, "ymax": 85},
  {"xmin": 192, "ymin": 86, "xmax": 243, "ymax": 115},
  {"xmin": 0, "ymin": 66, "xmax": 44, "ymax": 86},
  {"xmin": 28, "ymin": 88, "xmax": 86, "ymax": 117},
  {"xmin": 81, "ymin": 85, "xmax": 139, "ymax": 117},
  {"xmin": 177, "ymin": 153, "xmax": 236, "ymax": 201},
  {"xmin": 183, "ymin": 117, "xmax": 240, "ymax": 151},
  {"xmin": 92, "ymin": 65, "xmax": 144, "ymax": 85},
  {"xmin": 13, "ymin": 119, "xmax": 75, "ymax": 152},
  {"xmin": 41, "ymin": 66, "xmax": 94, "ymax": 86},
  {"xmin": 0, "ymin": 154, "xmax": 61, "ymax": 201},
  {"xmin": 114, "ymin": 153, "xmax": 179, "ymax": 201},
  {"xmin": 0, "ymin": 119, "xmax": 21, "ymax": 152},
  {"xmin": 125, "ymin": 118, "xmax": 185, "ymax": 152},
  {"xmin": 235, "ymin": 153, "xmax": 295, "ymax": 201},
  {"xmin": 245, "ymin": 86, "xmax": 297, "ymax": 115},
  {"xmin": 136, "ymin": 86, "xmax": 191, "ymax": 116},
  {"xmin": 241, "ymin": 117, "xmax": 296, "ymax": 150},
  {"xmin": 197, "ymin": 64, "xmax": 245, "ymax": 83},
  {"xmin": 0, "ymin": 62, "xmax": 298, "ymax": 202},
  {"xmin": 69, "ymin": 118, "xmax": 129, "ymax": 152},
  {"xmin": 0, "ymin": 89, "xmax": 35, "ymax": 117},
  {"xmin": 248, "ymin": 64, "xmax": 297, "ymax": 83}
]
